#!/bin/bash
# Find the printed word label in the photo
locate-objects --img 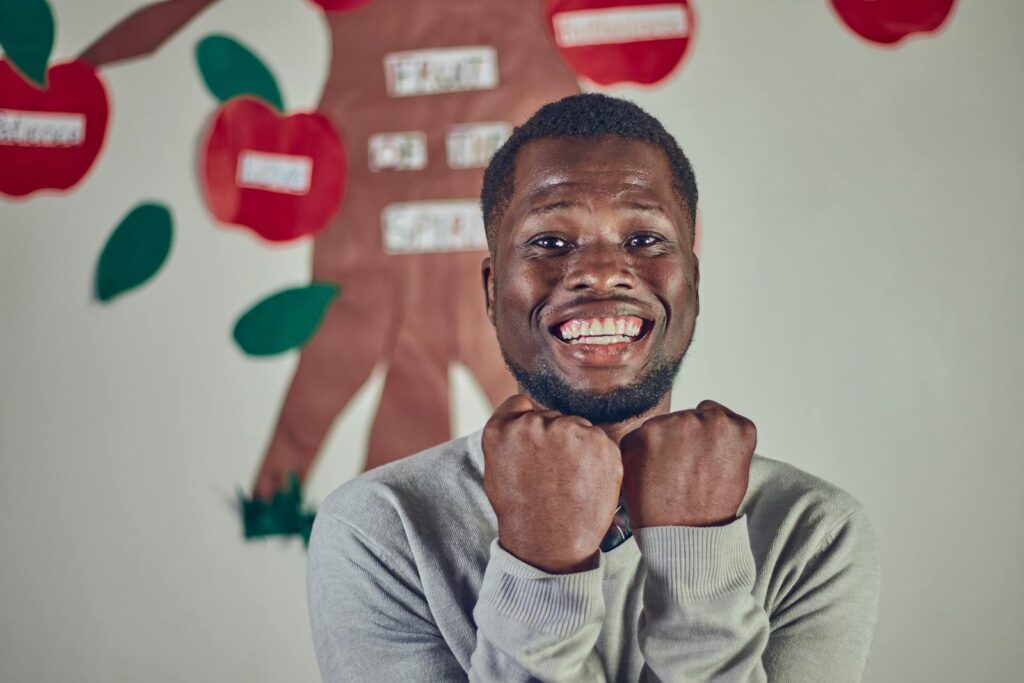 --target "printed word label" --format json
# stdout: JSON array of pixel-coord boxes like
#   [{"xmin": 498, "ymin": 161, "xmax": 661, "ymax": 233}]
[
  {"xmin": 368, "ymin": 131, "xmax": 428, "ymax": 172},
  {"xmin": 236, "ymin": 150, "xmax": 313, "ymax": 195},
  {"xmin": 446, "ymin": 122, "xmax": 511, "ymax": 169},
  {"xmin": 0, "ymin": 109, "xmax": 85, "ymax": 147},
  {"xmin": 382, "ymin": 201, "xmax": 488, "ymax": 254},
  {"xmin": 384, "ymin": 46, "xmax": 499, "ymax": 97},
  {"xmin": 553, "ymin": 4, "xmax": 689, "ymax": 47}
]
